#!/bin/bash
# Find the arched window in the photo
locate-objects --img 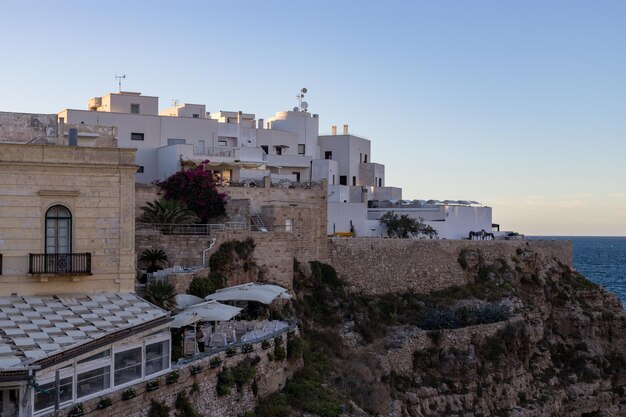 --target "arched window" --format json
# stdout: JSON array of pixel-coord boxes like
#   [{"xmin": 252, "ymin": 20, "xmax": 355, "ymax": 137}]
[{"xmin": 45, "ymin": 205, "xmax": 72, "ymax": 254}]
